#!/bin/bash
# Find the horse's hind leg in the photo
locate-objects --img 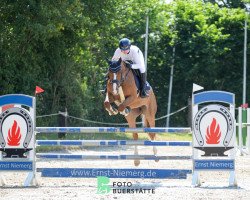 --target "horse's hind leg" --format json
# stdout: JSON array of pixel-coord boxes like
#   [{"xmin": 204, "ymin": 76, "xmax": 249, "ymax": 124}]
[
  {"xmin": 144, "ymin": 116, "xmax": 157, "ymax": 156},
  {"xmin": 143, "ymin": 112, "xmax": 159, "ymax": 165},
  {"xmin": 125, "ymin": 108, "xmax": 141, "ymax": 167}
]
